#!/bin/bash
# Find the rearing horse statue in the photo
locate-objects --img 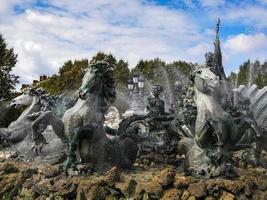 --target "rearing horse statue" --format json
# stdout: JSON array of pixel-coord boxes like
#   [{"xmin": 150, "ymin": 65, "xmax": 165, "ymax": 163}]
[
  {"xmin": 31, "ymin": 61, "xmax": 138, "ymax": 173},
  {"xmin": 0, "ymin": 88, "xmax": 66, "ymax": 157},
  {"xmin": 177, "ymin": 66, "xmax": 267, "ymax": 176}
]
